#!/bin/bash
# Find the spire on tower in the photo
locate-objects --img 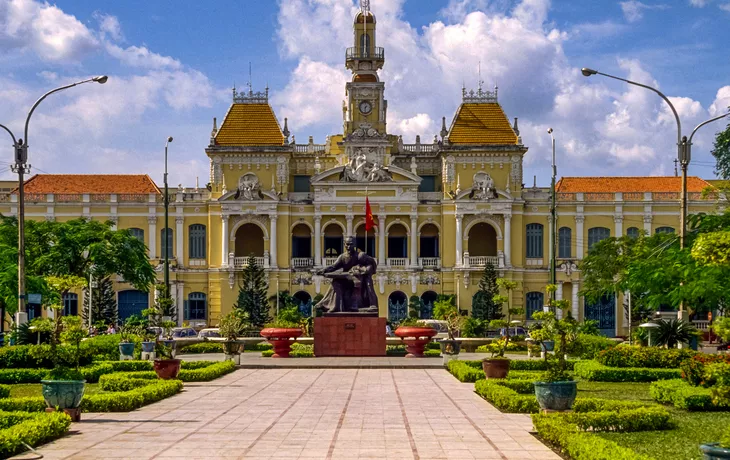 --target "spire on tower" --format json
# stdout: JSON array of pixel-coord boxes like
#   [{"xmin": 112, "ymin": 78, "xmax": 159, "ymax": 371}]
[{"xmin": 361, "ymin": 0, "xmax": 370, "ymax": 12}]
